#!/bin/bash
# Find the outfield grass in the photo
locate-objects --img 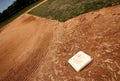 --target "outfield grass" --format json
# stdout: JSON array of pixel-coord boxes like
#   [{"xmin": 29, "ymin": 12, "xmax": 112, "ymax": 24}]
[
  {"xmin": 29, "ymin": 0, "xmax": 120, "ymax": 22},
  {"xmin": 0, "ymin": 0, "xmax": 44, "ymax": 29}
]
